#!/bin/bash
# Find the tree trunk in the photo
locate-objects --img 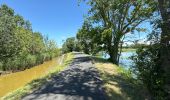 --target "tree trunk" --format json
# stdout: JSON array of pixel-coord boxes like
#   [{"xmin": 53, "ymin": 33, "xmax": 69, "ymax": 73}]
[
  {"xmin": 108, "ymin": 40, "xmax": 119, "ymax": 65},
  {"xmin": 84, "ymin": 43, "xmax": 89, "ymax": 54},
  {"xmin": 158, "ymin": 0, "xmax": 170, "ymax": 98}
]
